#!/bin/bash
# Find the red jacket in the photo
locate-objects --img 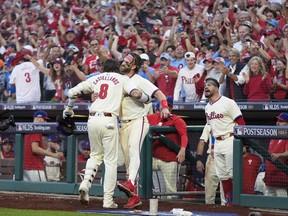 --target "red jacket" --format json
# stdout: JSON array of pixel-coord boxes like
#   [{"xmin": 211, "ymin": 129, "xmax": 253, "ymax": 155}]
[
  {"xmin": 147, "ymin": 114, "xmax": 188, "ymax": 162},
  {"xmin": 24, "ymin": 134, "xmax": 45, "ymax": 170}
]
